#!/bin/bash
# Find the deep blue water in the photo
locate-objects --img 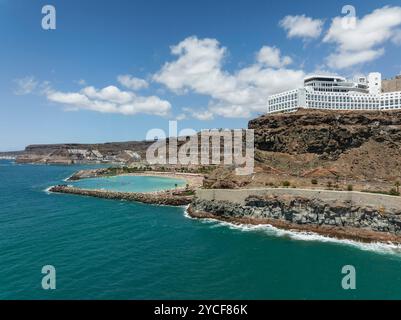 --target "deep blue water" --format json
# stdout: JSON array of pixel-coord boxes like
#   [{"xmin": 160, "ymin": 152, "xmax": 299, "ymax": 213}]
[
  {"xmin": 70, "ymin": 175, "xmax": 185, "ymax": 192},
  {"xmin": 2, "ymin": 159, "xmax": 401, "ymax": 300}
]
